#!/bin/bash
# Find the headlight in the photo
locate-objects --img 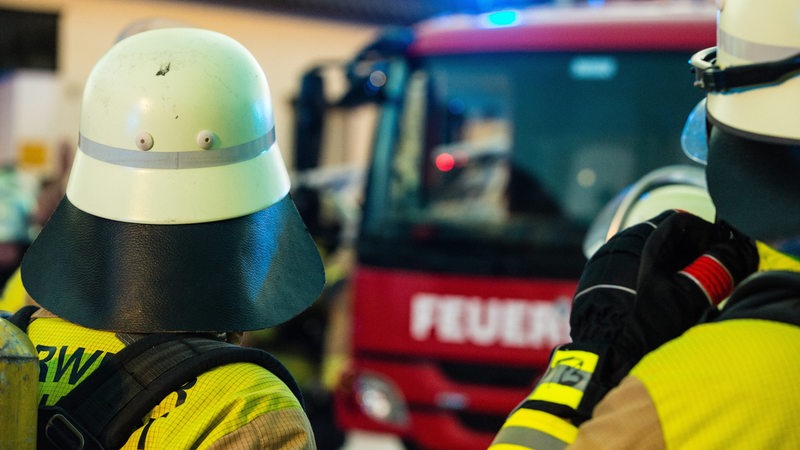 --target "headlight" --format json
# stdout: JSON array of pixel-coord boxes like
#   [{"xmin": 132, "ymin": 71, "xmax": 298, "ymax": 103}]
[{"xmin": 354, "ymin": 372, "xmax": 409, "ymax": 426}]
